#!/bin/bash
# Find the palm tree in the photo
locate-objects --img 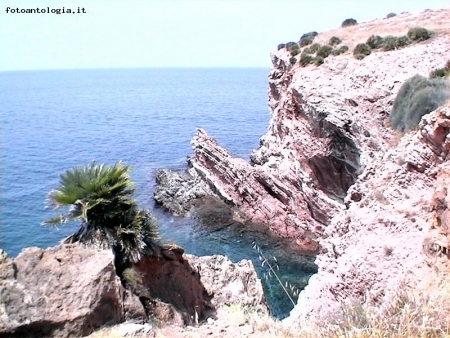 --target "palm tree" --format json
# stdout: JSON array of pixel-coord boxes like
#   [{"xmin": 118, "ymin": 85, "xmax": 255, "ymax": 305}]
[{"xmin": 43, "ymin": 161, "xmax": 159, "ymax": 263}]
